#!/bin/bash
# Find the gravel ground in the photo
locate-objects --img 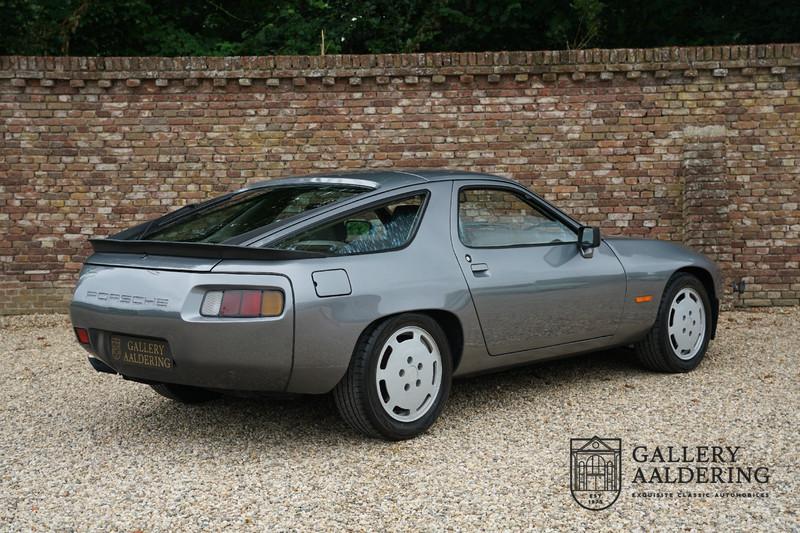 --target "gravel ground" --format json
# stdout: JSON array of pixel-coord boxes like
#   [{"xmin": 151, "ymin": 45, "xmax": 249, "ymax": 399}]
[{"xmin": 1, "ymin": 308, "xmax": 798, "ymax": 531}]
